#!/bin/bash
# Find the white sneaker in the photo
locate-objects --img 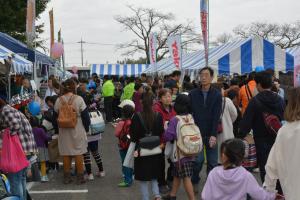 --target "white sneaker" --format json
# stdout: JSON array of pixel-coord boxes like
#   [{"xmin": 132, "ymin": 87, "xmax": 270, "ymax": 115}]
[
  {"xmin": 96, "ymin": 171, "xmax": 105, "ymax": 177},
  {"xmin": 41, "ymin": 176, "xmax": 49, "ymax": 182},
  {"xmin": 88, "ymin": 173, "xmax": 94, "ymax": 181}
]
